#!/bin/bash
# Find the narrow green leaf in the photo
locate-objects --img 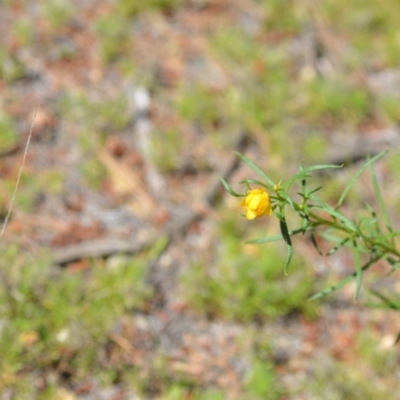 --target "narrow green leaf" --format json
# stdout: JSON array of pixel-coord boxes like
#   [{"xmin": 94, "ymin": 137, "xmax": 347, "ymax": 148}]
[
  {"xmin": 219, "ymin": 176, "xmax": 243, "ymax": 197},
  {"xmin": 395, "ymin": 331, "xmax": 400, "ymax": 345},
  {"xmin": 280, "ymin": 219, "xmax": 292, "ymax": 246},
  {"xmin": 383, "ymin": 231, "xmax": 400, "ymax": 240},
  {"xmin": 311, "ymin": 232, "xmax": 323, "ymax": 255},
  {"xmin": 326, "ymin": 237, "xmax": 350, "ymax": 256},
  {"xmin": 297, "ymin": 186, "xmax": 322, "ymax": 199},
  {"xmin": 367, "ymin": 291, "xmax": 400, "ymax": 347},
  {"xmin": 284, "ymin": 164, "xmax": 342, "ymax": 190},
  {"xmin": 301, "ymin": 175, "xmax": 307, "ymax": 199},
  {"xmin": 235, "ymin": 152, "xmax": 275, "ymax": 187},
  {"xmin": 278, "ymin": 191, "xmax": 297, "ymax": 213},
  {"xmin": 246, "ymin": 234, "xmax": 285, "ymax": 244},
  {"xmin": 311, "ymin": 202, "xmax": 359, "ymax": 233},
  {"xmin": 386, "ymin": 256, "xmax": 400, "ymax": 268},
  {"xmin": 362, "ymin": 203, "xmax": 380, "ymax": 235},
  {"xmin": 322, "ymin": 232, "xmax": 370, "ymax": 255},
  {"xmin": 283, "ymin": 173, "xmax": 312, "ymax": 191},
  {"xmin": 309, "ymin": 275, "xmax": 354, "ymax": 301},
  {"xmin": 246, "ymin": 227, "xmax": 305, "ymax": 244},
  {"xmin": 301, "ymin": 211, "xmax": 309, "ymax": 232},
  {"xmin": 369, "ymin": 155, "xmax": 393, "ymax": 235},
  {"xmin": 285, "ymin": 243, "xmax": 293, "ymax": 275},
  {"xmin": 353, "ymin": 239, "xmax": 362, "ymax": 300},
  {"xmin": 239, "ymin": 179, "xmax": 270, "ymax": 190},
  {"xmin": 308, "ymin": 185, "xmax": 323, "ymax": 196},
  {"xmin": 365, "ymin": 202, "xmax": 376, "ymax": 217},
  {"xmin": 310, "ymin": 256, "xmax": 379, "ymax": 301},
  {"xmin": 336, "ymin": 150, "xmax": 388, "ymax": 210},
  {"xmin": 369, "ymin": 289, "xmax": 400, "ymax": 310},
  {"xmin": 302, "ymin": 202, "xmax": 310, "ymax": 219},
  {"xmin": 280, "ymin": 218, "xmax": 293, "ymax": 274},
  {"xmin": 358, "ymin": 216, "xmax": 380, "ymax": 236},
  {"xmin": 310, "ymin": 195, "xmax": 359, "ymax": 232}
]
